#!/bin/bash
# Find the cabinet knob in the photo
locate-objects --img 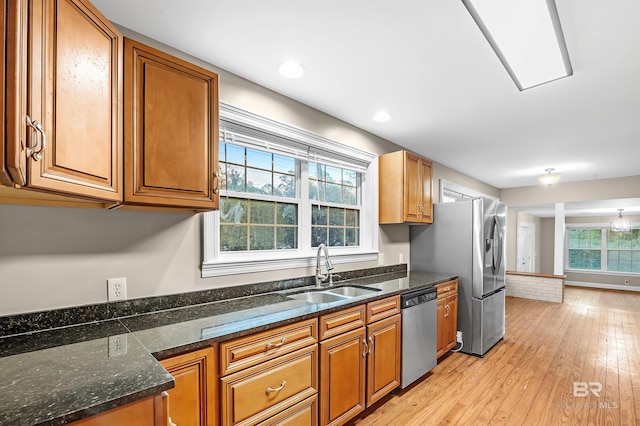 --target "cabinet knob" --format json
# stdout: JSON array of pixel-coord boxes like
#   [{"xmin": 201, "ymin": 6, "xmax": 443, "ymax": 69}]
[{"xmin": 25, "ymin": 115, "xmax": 47, "ymax": 161}]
